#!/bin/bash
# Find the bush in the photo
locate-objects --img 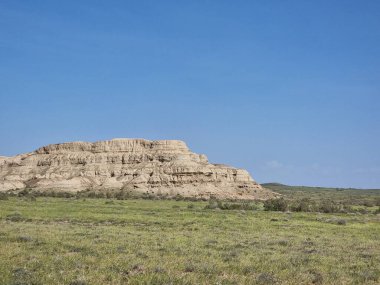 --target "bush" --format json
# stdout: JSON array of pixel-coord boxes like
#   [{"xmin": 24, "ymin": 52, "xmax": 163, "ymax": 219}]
[
  {"xmin": 204, "ymin": 199, "xmax": 261, "ymax": 211},
  {"xmin": 0, "ymin": 193, "xmax": 9, "ymax": 200},
  {"xmin": 204, "ymin": 199, "xmax": 219, "ymax": 210},
  {"xmin": 86, "ymin": 191, "xmax": 97, "ymax": 198},
  {"xmin": 326, "ymin": 217, "xmax": 347, "ymax": 225},
  {"xmin": 290, "ymin": 198, "xmax": 313, "ymax": 212},
  {"xmin": 317, "ymin": 200, "xmax": 341, "ymax": 213},
  {"xmin": 336, "ymin": 219, "xmax": 347, "ymax": 225},
  {"xmin": 184, "ymin": 263, "xmax": 196, "ymax": 273},
  {"xmin": 5, "ymin": 212, "xmax": 25, "ymax": 222},
  {"xmin": 17, "ymin": 235, "xmax": 33, "ymax": 242},
  {"xmin": 256, "ymin": 273, "xmax": 278, "ymax": 285},
  {"xmin": 219, "ymin": 201, "xmax": 261, "ymax": 210},
  {"xmin": 95, "ymin": 192, "xmax": 105, "ymax": 198},
  {"xmin": 362, "ymin": 200, "xmax": 375, "ymax": 207},
  {"xmin": 17, "ymin": 188, "xmax": 30, "ymax": 197},
  {"xmin": 54, "ymin": 191, "xmax": 74, "ymax": 198},
  {"xmin": 115, "ymin": 190, "xmax": 129, "ymax": 200},
  {"xmin": 358, "ymin": 208, "xmax": 369, "ymax": 214},
  {"xmin": 263, "ymin": 198, "xmax": 288, "ymax": 212}
]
